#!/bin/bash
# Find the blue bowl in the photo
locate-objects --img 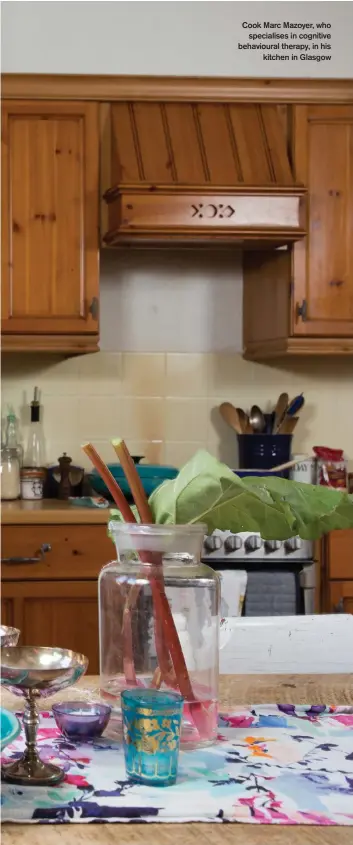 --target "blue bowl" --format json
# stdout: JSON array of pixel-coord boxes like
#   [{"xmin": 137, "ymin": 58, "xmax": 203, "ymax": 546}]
[
  {"xmin": 234, "ymin": 470, "xmax": 288, "ymax": 480},
  {"xmin": 89, "ymin": 464, "xmax": 178, "ymax": 499},
  {"xmin": 0, "ymin": 708, "xmax": 21, "ymax": 751}
]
